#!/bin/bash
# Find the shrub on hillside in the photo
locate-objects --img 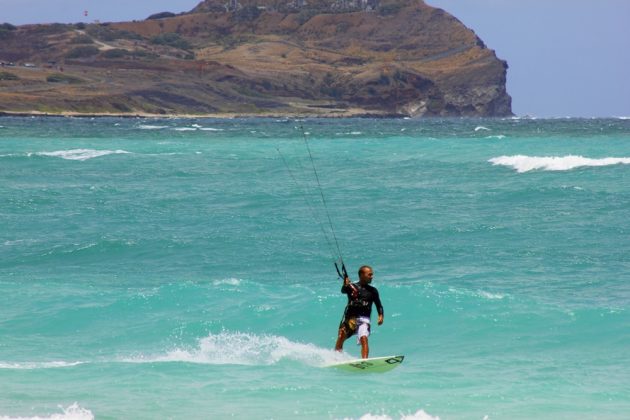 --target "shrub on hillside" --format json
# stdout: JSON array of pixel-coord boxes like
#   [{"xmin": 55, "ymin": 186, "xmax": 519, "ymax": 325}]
[
  {"xmin": 32, "ymin": 23, "xmax": 71, "ymax": 35},
  {"xmin": 102, "ymin": 49, "xmax": 130, "ymax": 59},
  {"xmin": 66, "ymin": 46, "xmax": 100, "ymax": 59},
  {"xmin": 0, "ymin": 71, "xmax": 19, "ymax": 80},
  {"xmin": 0, "ymin": 22, "xmax": 17, "ymax": 39},
  {"xmin": 147, "ymin": 12, "xmax": 176, "ymax": 20},
  {"xmin": 233, "ymin": 6, "xmax": 262, "ymax": 23},
  {"xmin": 46, "ymin": 73, "xmax": 84, "ymax": 84},
  {"xmin": 70, "ymin": 34, "xmax": 94, "ymax": 44},
  {"xmin": 150, "ymin": 33, "xmax": 191, "ymax": 50},
  {"xmin": 86, "ymin": 26, "xmax": 143, "ymax": 42},
  {"xmin": 132, "ymin": 50, "xmax": 160, "ymax": 59},
  {"xmin": 378, "ymin": 3, "xmax": 403, "ymax": 16}
]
